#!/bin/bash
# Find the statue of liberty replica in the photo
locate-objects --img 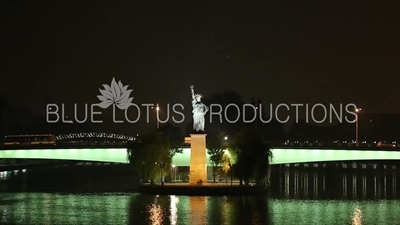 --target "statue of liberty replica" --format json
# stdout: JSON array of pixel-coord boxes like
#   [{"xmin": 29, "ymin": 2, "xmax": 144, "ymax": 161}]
[
  {"xmin": 189, "ymin": 84, "xmax": 209, "ymax": 184},
  {"xmin": 190, "ymin": 84, "xmax": 209, "ymax": 132}
]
